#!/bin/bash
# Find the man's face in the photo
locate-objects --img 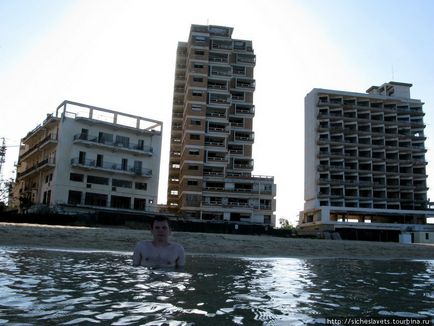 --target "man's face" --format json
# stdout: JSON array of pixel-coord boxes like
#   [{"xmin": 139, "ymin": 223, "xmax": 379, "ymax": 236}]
[{"xmin": 151, "ymin": 220, "xmax": 171, "ymax": 241}]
